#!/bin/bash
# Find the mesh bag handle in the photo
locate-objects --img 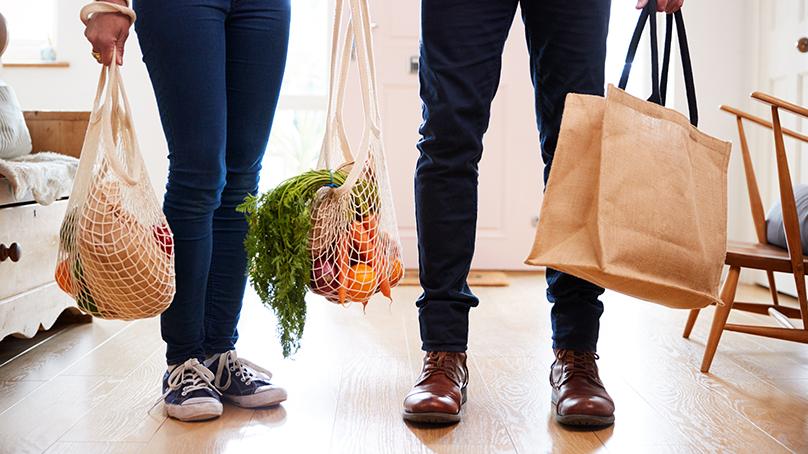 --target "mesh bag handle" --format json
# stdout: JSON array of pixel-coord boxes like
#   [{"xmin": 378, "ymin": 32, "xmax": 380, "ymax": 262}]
[
  {"xmin": 319, "ymin": 0, "xmax": 383, "ymax": 196},
  {"xmin": 100, "ymin": 56, "xmax": 143, "ymax": 186},
  {"xmin": 319, "ymin": 0, "xmax": 355, "ymax": 168},
  {"xmin": 80, "ymin": 1, "xmax": 142, "ymax": 187}
]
